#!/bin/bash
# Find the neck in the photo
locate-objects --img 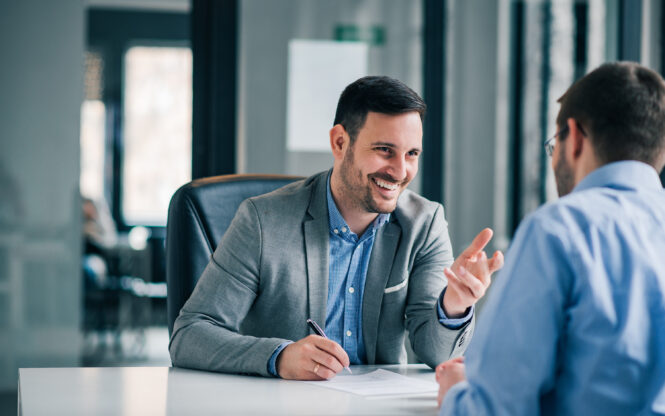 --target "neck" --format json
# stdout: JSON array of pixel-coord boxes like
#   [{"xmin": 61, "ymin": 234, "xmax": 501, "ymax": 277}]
[
  {"xmin": 330, "ymin": 170, "xmax": 378, "ymax": 236},
  {"xmin": 574, "ymin": 148, "xmax": 601, "ymax": 187}
]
